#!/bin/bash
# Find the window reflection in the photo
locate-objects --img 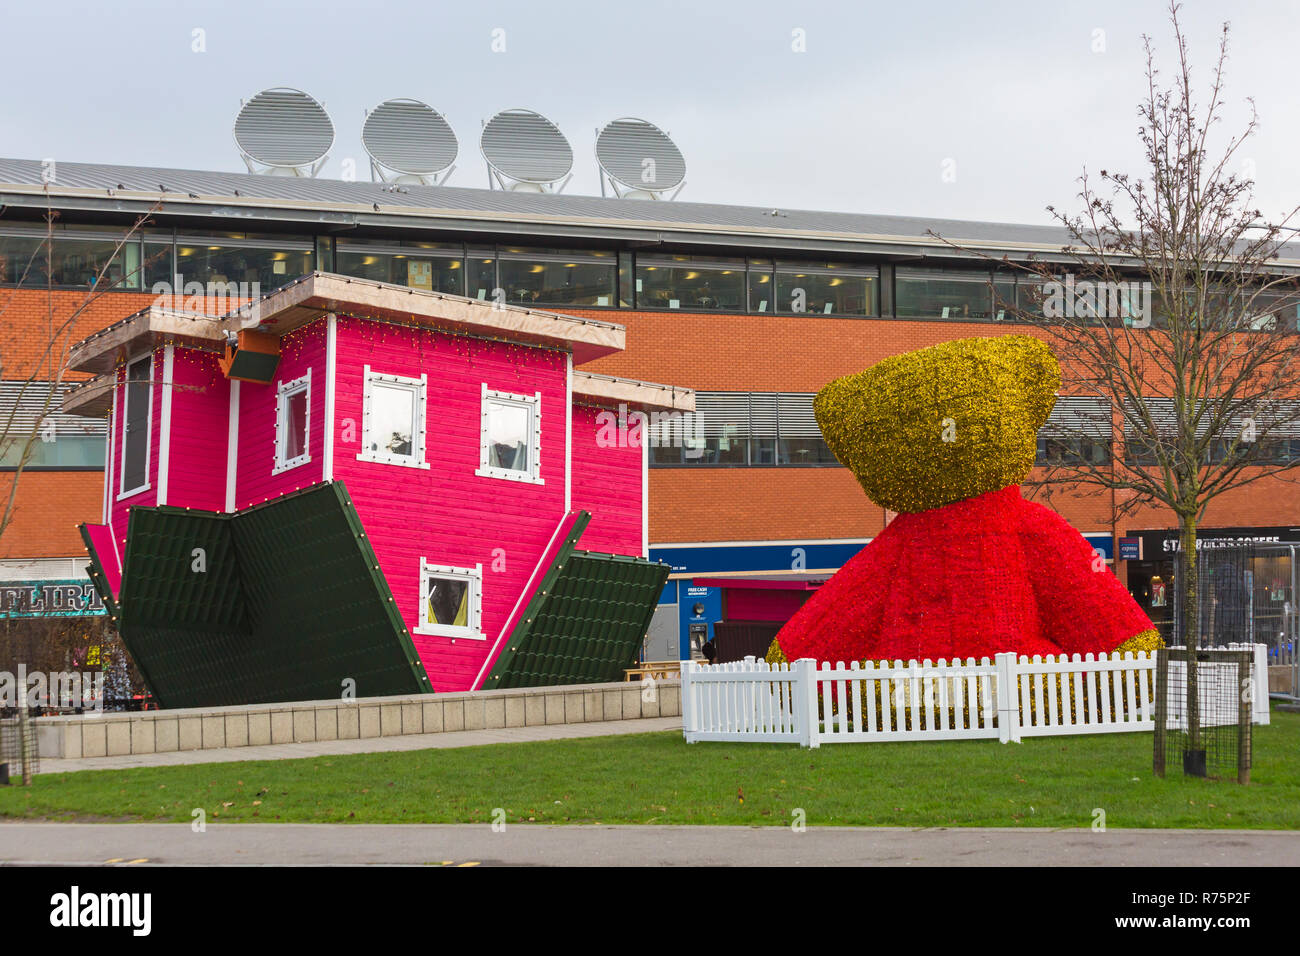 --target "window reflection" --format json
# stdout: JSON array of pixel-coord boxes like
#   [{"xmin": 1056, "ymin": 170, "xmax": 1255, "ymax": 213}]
[
  {"xmin": 637, "ymin": 255, "xmax": 746, "ymax": 311},
  {"xmin": 497, "ymin": 247, "xmax": 617, "ymax": 306},
  {"xmin": 1035, "ymin": 437, "xmax": 1111, "ymax": 466},
  {"xmin": 774, "ymin": 262, "xmax": 877, "ymax": 316},
  {"xmin": 335, "ymin": 239, "xmax": 463, "ymax": 294},
  {"xmin": 0, "ymin": 227, "xmax": 143, "ymax": 290},
  {"xmin": 175, "ymin": 232, "xmax": 314, "ymax": 291},
  {"xmin": 896, "ymin": 268, "xmax": 993, "ymax": 319}
]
